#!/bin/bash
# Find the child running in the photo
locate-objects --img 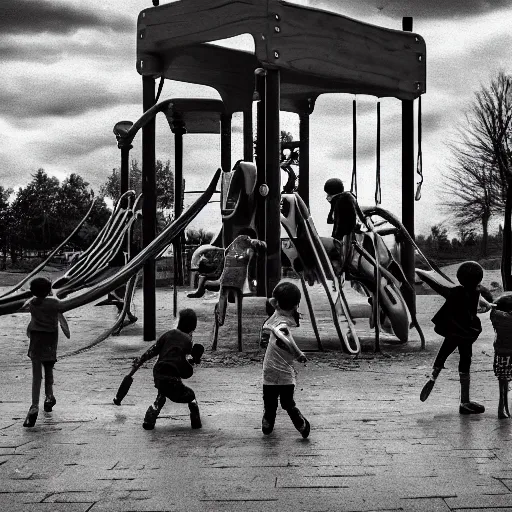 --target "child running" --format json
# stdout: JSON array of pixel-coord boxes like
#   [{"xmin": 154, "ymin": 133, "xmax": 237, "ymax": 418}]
[
  {"xmin": 260, "ymin": 281, "xmax": 310, "ymax": 438},
  {"xmin": 420, "ymin": 261, "xmax": 492, "ymax": 414},
  {"xmin": 490, "ymin": 294, "xmax": 512, "ymax": 419},
  {"xmin": 22, "ymin": 277, "xmax": 70, "ymax": 427},
  {"xmin": 132, "ymin": 308, "xmax": 204, "ymax": 430}
]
